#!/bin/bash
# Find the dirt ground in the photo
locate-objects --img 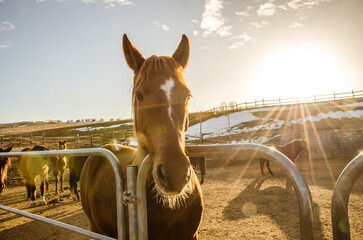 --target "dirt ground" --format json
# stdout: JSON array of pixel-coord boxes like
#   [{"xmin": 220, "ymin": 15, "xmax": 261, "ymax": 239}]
[{"xmin": 0, "ymin": 154, "xmax": 362, "ymax": 240}]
